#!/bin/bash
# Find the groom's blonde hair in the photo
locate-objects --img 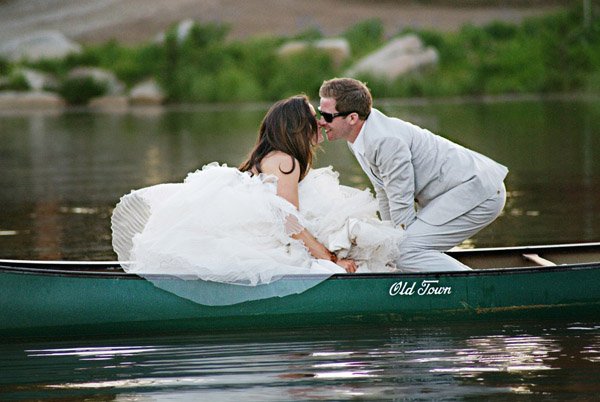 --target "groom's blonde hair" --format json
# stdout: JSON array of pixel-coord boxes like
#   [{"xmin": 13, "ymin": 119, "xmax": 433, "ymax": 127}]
[{"xmin": 319, "ymin": 78, "xmax": 372, "ymax": 120}]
